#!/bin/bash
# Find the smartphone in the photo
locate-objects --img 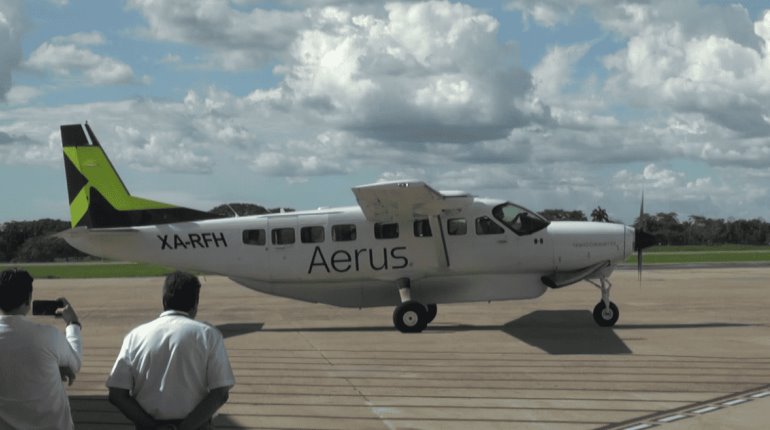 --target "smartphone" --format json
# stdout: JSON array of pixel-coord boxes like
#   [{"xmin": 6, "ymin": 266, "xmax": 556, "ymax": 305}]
[{"xmin": 32, "ymin": 299, "xmax": 64, "ymax": 316}]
